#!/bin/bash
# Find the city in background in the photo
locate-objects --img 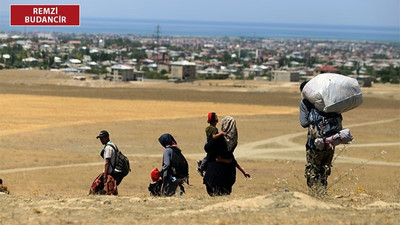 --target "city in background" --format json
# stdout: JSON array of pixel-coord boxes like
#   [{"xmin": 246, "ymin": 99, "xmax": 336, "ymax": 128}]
[
  {"xmin": 1, "ymin": 0, "xmax": 398, "ymax": 85},
  {"xmin": 0, "ymin": 30, "xmax": 399, "ymax": 86}
]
